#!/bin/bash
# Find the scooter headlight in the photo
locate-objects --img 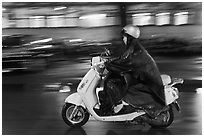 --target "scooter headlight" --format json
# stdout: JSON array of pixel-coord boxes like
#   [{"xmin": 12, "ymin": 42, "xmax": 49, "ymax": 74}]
[{"xmin": 91, "ymin": 56, "xmax": 101, "ymax": 66}]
